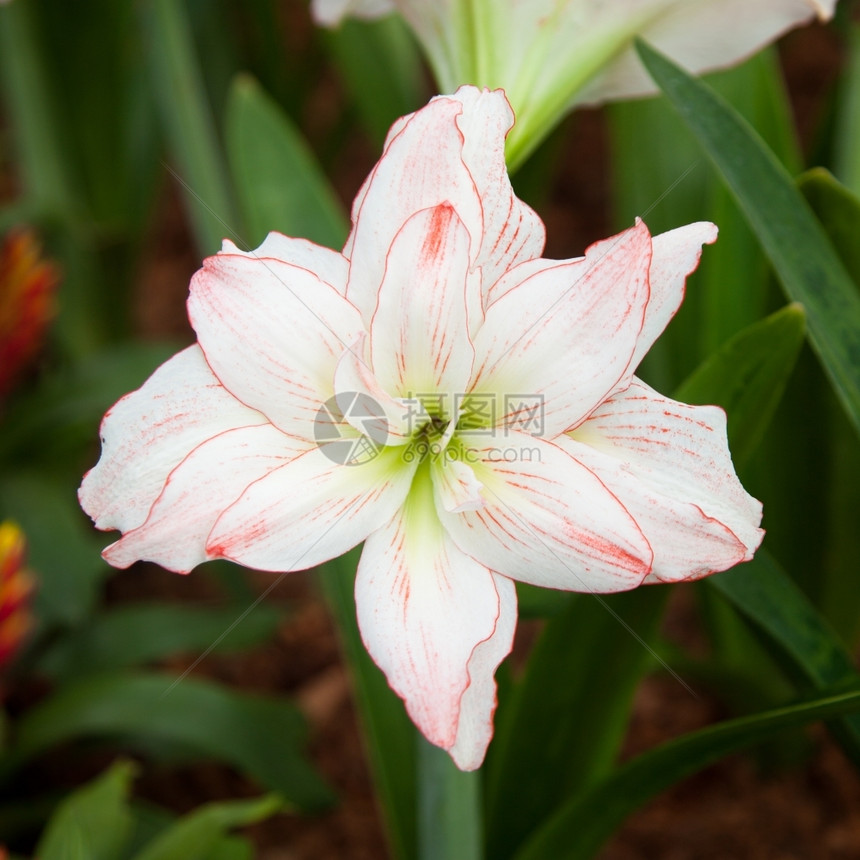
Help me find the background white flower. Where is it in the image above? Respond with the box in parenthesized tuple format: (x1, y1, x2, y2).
(312, 0, 837, 166)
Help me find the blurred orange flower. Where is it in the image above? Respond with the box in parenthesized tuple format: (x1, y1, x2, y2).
(0, 521, 35, 670)
(0, 229, 58, 398)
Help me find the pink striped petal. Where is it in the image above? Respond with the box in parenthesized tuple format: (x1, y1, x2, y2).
(345, 96, 483, 323)
(448, 87, 545, 295)
(437, 431, 652, 592)
(356, 483, 515, 769)
(207, 445, 416, 573)
(449, 572, 516, 770)
(103, 424, 307, 573)
(627, 222, 718, 374)
(370, 204, 476, 399)
(334, 335, 413, 443)
(221, 234, 349, 295)
(470, 220, 652, 437)
(79, 345, 267, 534)
(188, 251, 364, 441)
(566, 378, 763, 581)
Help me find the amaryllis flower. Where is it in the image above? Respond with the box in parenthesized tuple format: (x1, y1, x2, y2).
(80, 86, 762, 770)
(312, 0, 837, 166)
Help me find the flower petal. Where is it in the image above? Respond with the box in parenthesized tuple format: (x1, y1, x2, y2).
(345, 88, 543, 322)
(221, 234, 349, 295)
(447, 86, 546, 295)
(628, 222, 718, 374)
(311, 0, 395, 26)
(356, 471, 514, 769)
(345, 94, 483, 323)
(438, 430, 652, 592)
(433, 456, 485, 513)
(566, 378, 763, 581)
(207, 445, 416, 572)
(470, 220, 652, 436)
(188, 250, 364, 441)
(370, 204, 476, 398)
(103, 424, 307, 573)
(578, 0, 836, 105)
(79, 345, 267, 534)
(334, 334, 413, 443)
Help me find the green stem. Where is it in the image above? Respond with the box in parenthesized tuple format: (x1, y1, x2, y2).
(417, 735, 482, 860)
(318, 550, 418, 860)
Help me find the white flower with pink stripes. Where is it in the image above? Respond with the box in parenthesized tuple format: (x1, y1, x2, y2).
(80, 86, 762, 770)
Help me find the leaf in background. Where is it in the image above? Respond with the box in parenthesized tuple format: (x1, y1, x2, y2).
(834, 22, 860, 197)
(38, 603, 282, 681)
(318, 550, 417, 860)
(225, 74, 348, 249)
(608, 49, 798, 387)
(131, 794, 283, 860)
(8, 672, 333, 810)
(798, 168, 860, 283)
(708, 550, 860, 764)
(0, 341, 178, 468)
(637, 40, 860, 439)
(0, 472, 107, 627)
(323, 15, 425, 147)
(485, 588, 667, 860)
(797, 168, 860, 644)
(515, 685, 860, 860)
(674, 303, 807, 468)
(141, 0, 239, 255)
(36, 759, 136, 860)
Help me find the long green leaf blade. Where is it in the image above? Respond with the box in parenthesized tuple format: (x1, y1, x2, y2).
(515, 686, 860, 860)
(37, 603, 281, 681)
(708, 550, 860, 762)
(637, 40, 860, 438)
(674, 303, 806, 467)
(225, 74, 347, 249)
(7, 673, 332, 810)
(485, 589, 666, 860)
(143, 0, 238, 255)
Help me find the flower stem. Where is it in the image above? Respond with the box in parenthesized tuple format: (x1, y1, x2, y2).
(417, 734, 482, 860)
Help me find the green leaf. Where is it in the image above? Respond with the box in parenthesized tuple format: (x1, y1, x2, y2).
(132, 794, 282, 860)
(708, 550, 860, 762)
(36, 760, 136, 860)
(142, 0, 238, 255)
(798, 168, 860, 285)
(637, 40, 860, 439)
(608, 49, 797, 388)
(0, 472, 108, 626)
(834, 23, 860, 197)
(0, 341, 177, 468)
(318, 551, 417, 860)
(324, 15, 424, 147)
(417, 737, 480, 860)
(515, 685, 860, 860)
(485, 587, 668, 860)
(7, 672, 332, 810)
(225, 74, 347, 249)
(38, 603, 281, 681)
(674, 303, 807, 467)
